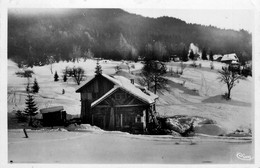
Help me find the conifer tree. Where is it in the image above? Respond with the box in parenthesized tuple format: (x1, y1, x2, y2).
(202, 48, 207, 60)
(26, 81, 30, 93)
(24, 93, 38, 126)
(189, 50, 195, 60)
(54, 71, 59, 81)
(31, 78, 40, 93)
(95, 60, 102, 75)
(182, 47, 188, 62)
(209, 51, 214, 61)
(63, 74, 67, 82)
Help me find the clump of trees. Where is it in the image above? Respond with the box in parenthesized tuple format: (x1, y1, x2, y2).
(15, 69, 34, 78)
(8, 9, 252, 67)
(25, 78, 40, 93)
(62, 66, 86, 85)
(32, 78, 40, 93)
(72, 67, 86, 85)
(218, 66, 242, 100)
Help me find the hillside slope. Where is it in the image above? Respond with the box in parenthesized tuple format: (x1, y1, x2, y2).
(8, 59, 252, 133)
(8, 9, 252, 66)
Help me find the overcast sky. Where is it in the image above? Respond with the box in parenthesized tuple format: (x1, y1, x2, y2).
(5, 0, 256, 32)
(124, 9, 254, 32)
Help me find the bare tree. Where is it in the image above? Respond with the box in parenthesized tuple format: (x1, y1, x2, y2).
(142, 60, 167, 94)
(179, 61, 187, 75)
(218, 66, 242, 100)
(47, 55, 55, 74)
(72, 67, 86, 85)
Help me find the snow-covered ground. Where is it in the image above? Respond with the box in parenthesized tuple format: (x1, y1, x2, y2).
(8, 129, 253, 164)
(8, 59, 253, 133)
(8, 59, 142, 115)
(7, 59, 253, 164)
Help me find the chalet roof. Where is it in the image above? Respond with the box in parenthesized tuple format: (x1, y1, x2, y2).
(221, 53, 239, 62)
(76, 73, 158, 107)
(75, 76, 96, 92)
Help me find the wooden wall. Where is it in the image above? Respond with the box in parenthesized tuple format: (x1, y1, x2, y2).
(80, 75, 114, 102)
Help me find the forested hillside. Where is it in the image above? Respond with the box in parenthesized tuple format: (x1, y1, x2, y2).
(8, 8, 252, 67)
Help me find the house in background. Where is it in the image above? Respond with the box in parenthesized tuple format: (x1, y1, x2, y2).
(213, 54, 223, 62)
(76, 71, 158, 133)
(170, 55, 180, 62)
(221, 53, 239, 64)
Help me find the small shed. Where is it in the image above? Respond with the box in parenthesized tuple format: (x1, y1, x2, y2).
(40, 106, 66, 127)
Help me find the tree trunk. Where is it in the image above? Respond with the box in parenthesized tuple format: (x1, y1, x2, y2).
(154, 77, 157, 94)
(29, 116, 33, 127)
(227, 87, 231, 99)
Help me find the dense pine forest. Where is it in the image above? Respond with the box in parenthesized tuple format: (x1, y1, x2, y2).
(8, 8, 252, 67)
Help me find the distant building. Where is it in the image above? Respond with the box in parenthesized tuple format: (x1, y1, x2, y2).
(221, 53, 239, 64)
(213, 54, 223, 62)
(76, 73, 158, 133)
(40, 106, 66, 127)
(170, 55, 180, 62)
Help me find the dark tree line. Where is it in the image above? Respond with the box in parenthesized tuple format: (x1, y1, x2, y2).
(8, 9, 252, 67)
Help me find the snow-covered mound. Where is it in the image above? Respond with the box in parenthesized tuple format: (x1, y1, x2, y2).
(66, 124, 104, 132)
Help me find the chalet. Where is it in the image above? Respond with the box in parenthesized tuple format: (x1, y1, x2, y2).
(76, 73, 158, 133)
(170, 55, 180, 62)
(221, 53, 239, 64)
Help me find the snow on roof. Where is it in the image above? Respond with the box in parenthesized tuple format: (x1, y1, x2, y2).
(112, 75, 158, 103)
(77, 73, 158, 107)
(40, 106, 64, 114)
(213, 54, 222, 60)
(221, 53, 239, 62)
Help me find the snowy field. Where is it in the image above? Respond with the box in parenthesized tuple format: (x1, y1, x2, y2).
(8, 129, 253, 164)
(7, 59, 253, 163)
(8, 59, 253, 133)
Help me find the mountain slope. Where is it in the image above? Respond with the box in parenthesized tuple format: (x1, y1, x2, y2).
(8, 9, 252, 66)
